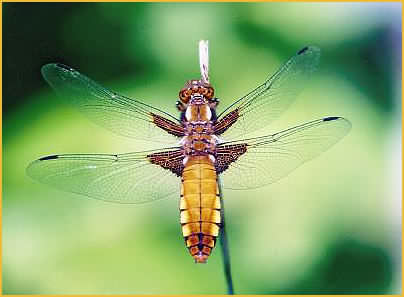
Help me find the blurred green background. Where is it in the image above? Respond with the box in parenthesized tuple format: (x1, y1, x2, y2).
(3, 2, 401, 294)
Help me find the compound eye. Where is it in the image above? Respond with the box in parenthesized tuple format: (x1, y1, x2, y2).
(201, 88, 208, 95)
(179, 91, 189, 103)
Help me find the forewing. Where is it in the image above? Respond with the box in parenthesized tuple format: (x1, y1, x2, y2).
(41, 64, 184, 143)
(215, 46, 320, 140)
(217, 117, 351, 189)
(26, 147, 184, 204)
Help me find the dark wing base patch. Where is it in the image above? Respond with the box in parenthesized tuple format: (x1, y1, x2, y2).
(147, 150, 185, 176)
(213, 109, 239, 135)
(151, 113, 185, 137)
(215, 144, 247, 174)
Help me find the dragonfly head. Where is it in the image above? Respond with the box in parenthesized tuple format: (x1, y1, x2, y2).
(179, 79, 214, 105)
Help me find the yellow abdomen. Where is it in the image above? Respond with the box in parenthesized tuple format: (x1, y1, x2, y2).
(180, 155, 221, 263)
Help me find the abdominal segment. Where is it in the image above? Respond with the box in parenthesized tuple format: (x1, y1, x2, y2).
(180, 155, 221, 263)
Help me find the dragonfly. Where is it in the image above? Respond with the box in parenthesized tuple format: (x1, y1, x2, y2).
(27, 45, 351, 264)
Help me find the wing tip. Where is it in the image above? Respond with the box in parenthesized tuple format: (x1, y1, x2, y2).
(323, 116, 351, 125)
(297, 45, 321, 56)
(39, 154, 59, 161)
(323, 116, 352, 133)
(297, 46, 309, 55)
(55, 63, 75, 71)
(26, 155, 59, 178)
(323, 116, 340, 122)
(41, 63, 74, 77)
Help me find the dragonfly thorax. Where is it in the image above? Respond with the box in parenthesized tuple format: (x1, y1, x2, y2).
(181, 133, 217, 156)
(185, 104, 212, 122)
(181, 105, 217, 159)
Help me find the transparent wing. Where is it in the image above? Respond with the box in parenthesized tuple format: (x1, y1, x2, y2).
(215, 46, 320, 141)
(26, 147, 183, 204)
(218, 117, 351, 190)
(41, 63, 184, 144)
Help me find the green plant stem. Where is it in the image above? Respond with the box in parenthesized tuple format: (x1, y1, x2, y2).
(218, 177, 234, 295)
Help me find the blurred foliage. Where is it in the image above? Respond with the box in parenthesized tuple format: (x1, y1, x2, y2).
(3, 2, 401, 294)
